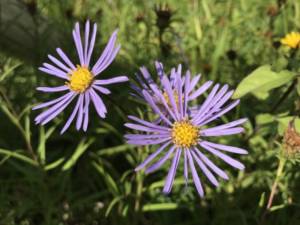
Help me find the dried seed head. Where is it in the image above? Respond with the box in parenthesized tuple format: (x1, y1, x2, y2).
(155, 4, 173, 33)
(266, 5, 278, 17)
(283, 119, 300, 157)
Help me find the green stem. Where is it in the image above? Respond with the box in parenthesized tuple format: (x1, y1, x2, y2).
(266, 157, 286, 209)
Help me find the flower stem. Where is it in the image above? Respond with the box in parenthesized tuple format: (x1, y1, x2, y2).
(266, 157, 286, 209)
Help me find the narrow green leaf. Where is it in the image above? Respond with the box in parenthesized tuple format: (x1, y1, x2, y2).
(96, 144, 132, 156)
(0, 62, 22, 82)
(142, 203, 179, 211)
(45, 157, 65, 171)
(92, 161, 119, 196)
(0, 149, 37, 166)
(37, 126, 56, 165)
(62, 139, 93, 171)
(105, 196, 123, 217)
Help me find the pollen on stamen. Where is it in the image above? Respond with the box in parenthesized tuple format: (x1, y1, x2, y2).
(66, 65, 94, 93)
(171, 120, 199, 148)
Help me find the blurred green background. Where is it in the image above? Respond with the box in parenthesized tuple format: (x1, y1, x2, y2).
(0, 0, 300, 224)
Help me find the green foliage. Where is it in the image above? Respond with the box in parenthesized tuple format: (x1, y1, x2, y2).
(233, 65, 297, 99)
(0, 0, 300, 225)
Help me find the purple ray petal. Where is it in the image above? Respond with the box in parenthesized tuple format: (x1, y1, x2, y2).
(127, 137, 171, 146)
(43, 63, 69, 77)
(35, 92, 75, 121)
(200, 142, 245, 170)
(39, 93, 76, 125)
(33, 92, 72, 110)
(92, 85, 111, 95)
(145, 145, 176, 174)
(184, 71, 190, 117)
(189, 75, 201, 92)
(161, 75, 179, 120)
(198, 100, 240, 126)
(72, 31, 83, 65)
(200, 118, 247, 134)
(155, 61, 164, 78)
(196, 90, 235, 125)
(187, 149, 204, 197)
(201, 141, 248, 154)
(76, 94, 84, 130)
(176, 75, 184, 119)
(83, 91, 90, 131)
(142, 90, 172, 126)
(83, 20, 90, 66)
(125, 123, 170, 133)
(91, 30, 118, 74)
(191, 83, 220, 123)
(191, 150, 219, 187)
(125, 134, 170, 140)
(86, 23, 97, 67)
(128, 115, 170, 131)
(184, 150, 188, 185)
(148, 82, 177, 121)
(56, 48, 76, 70)
(94, 76, 128, 85)
(39, 67, 68, 80)
(89, 88, 107, 118)
(135, 141, 171, 171)
(169, 67, 176, 84)
(60, 95, 82, 134)
(189, 81, 213, 100)
(194, 148, 229, 180)
(48, 54, 72, 73)
(163, 148, 181, 194)
(200, 127, 244, 136)
(193, 84, 228, 124)
(37, 86, 69, 93)
(140, 66, 155, 84)
(93, 45, 120, 75)
(73, 23, 84, 65)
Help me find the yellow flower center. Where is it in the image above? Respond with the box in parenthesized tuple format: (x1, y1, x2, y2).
(171, 120, 199, 148)
(66, 66, 93, 93)
(280, 32, 300, 49)
(163, 91, 181, 107)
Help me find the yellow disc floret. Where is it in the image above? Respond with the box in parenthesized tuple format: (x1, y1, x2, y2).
(171, 120, 199, 148)
(163, 90, 183, 108)
(280, 32, 300, 49)
(66, 66, 93, 93)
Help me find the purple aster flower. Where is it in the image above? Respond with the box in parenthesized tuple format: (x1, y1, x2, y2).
(33, 21, 128, 134)
(132, 61, 213, 111)
(125, 71, 247, 197)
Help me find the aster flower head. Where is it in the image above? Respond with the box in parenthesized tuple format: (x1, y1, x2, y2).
(33, 21, 128, 134)
(280, 31, 300, 49)
(125, 69, 247, 197)
(132, 61, 213, 117)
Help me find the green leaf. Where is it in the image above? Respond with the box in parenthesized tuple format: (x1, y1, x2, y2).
(45, 157, 65, 171)
(37, 126, 56, 165)
(105, 196, 123, 217)
(0, 148, 37, 166)
(0, 62, 22, 82)
(92, 161, 119, 196)
(233, 65, 296, 99)
(276, 116, 300, 135)
(96, 144, 132, 156)
(62, 139, 93, 171)
(256, 113, 275, 125)
(142, 203, 179, 211)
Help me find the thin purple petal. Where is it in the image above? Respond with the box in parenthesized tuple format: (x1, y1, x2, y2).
(163, 148, 181, 194)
